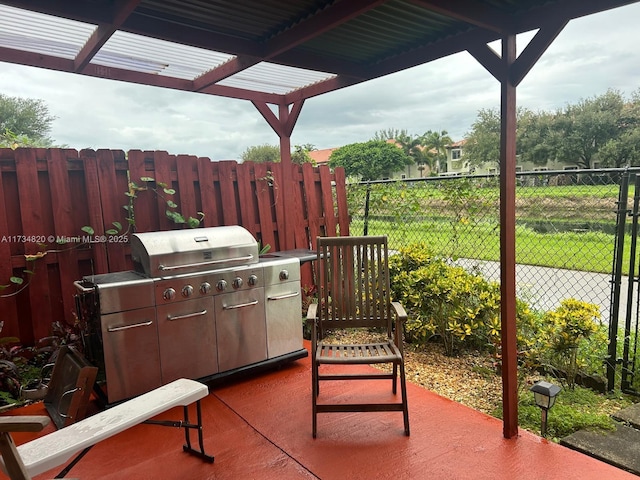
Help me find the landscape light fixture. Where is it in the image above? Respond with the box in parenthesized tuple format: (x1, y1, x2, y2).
(530, 380, 561, 436)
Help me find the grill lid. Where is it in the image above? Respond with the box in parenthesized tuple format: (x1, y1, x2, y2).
(130, 226, 259, 277)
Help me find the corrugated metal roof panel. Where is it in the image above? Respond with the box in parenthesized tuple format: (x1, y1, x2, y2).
(97, 31, 233, 79)
(0, 4, 94, 59)
(219, 62, 336, 95)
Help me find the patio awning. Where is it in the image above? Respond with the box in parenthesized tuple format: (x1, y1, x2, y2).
(0, 0, 635, 105)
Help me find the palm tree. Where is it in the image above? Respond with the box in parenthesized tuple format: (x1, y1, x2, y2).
(395, 133, 434, 177)
(421, 130, 453, 174)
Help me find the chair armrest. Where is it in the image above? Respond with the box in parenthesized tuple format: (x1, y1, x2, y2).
(305, 303, 318, 328)
(391, 302, 407, 353)
(391, 302, 407, 323)
(0, 416, 50, 433)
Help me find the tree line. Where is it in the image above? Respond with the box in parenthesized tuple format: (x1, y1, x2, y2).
(465, 89, 640, 170)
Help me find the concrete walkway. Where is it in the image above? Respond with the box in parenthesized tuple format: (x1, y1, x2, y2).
(562, 402, 640, 476)
(454, 258, 632, 325)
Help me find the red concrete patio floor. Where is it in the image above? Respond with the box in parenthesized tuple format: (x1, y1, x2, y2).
(3, 342, 636, 480)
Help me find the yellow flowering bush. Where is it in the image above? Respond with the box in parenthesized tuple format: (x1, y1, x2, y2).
(389, 243, 500, 355)
(541, 298, 602, 388)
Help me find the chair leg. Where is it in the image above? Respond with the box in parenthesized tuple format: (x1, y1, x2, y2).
(399, 361, 410, 436)
(0, 432, 31, 480)
(312, 361, 318, 438)
(392, 362, 398, 394)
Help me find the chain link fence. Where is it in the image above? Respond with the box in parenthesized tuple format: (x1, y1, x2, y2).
(346, 169, 631, 323)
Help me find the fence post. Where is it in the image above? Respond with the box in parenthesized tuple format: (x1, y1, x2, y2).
(621, 173, 640, 392)
(607, 169, 631, 390)
(363, 182, 371, 236)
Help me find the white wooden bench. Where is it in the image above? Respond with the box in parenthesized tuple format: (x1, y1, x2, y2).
(0, 378, 213, 480)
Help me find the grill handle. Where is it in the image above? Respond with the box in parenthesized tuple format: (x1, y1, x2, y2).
(158, 255, 254, 272)
(267, 292, 300, 301)
(223, 299, 259, 310)
(167, 309, 208, 321)
(107, 320, 153, 332)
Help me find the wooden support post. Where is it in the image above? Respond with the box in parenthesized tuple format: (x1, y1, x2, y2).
(500, 33, 519, 439)
(252, 100, 305, 251)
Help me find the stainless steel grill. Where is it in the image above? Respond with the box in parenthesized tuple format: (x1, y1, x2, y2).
(75, 226, 306, 405)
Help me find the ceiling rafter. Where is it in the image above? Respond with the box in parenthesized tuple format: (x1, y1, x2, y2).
(193, 0, 387, 92)
(407, 0, 510, 32)
(74, 0, 142, 72)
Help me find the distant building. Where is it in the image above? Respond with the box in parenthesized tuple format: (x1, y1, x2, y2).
(308, 148, 336, 166)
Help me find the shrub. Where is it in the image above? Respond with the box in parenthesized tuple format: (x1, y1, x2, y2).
(539, 299, 603, 388)
(389, 243, 500, 355)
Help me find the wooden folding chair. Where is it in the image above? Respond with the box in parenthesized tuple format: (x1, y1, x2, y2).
(307, 235, 410, 438)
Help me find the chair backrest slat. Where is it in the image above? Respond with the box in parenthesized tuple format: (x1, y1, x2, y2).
(316, 236, 392, 336)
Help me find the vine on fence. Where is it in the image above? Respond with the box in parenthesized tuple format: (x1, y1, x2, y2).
(1, 176, 203, 298)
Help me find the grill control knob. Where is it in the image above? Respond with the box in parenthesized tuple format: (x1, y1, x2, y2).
(163, 288, 176, 301)
(216, 279, 227, 292)
(279, 269, 290, 281)
(248, 274, 258, 286)
(200, 282, 211, 294)
(182, 285, 194, 297)
(233, 277, 243, 289)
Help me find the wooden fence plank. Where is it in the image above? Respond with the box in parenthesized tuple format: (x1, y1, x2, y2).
(252, 162, 276, 252)
(301, 162, 322, 244)
(270, 162, 286, 252)
(96, 150, 128, 272)
(318, 165, 337, 238)
(334, 167, 350, 236)
(151, 151, 176, 232)
(127, 150, 157, 233)
(290, 164, 308, 249)
(80, 150, 109, 275)
(0, 150, 20, 338)
(175, 154, 198, 227)
(15, 148, 51, 342)
(197, 157, 219, 227)
(46, 149, 81, 325)
(218, 161, 240, 225)
(236, 163, 258, 238)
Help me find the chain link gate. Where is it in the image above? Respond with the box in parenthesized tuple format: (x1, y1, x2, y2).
(609, 170, 640, 393)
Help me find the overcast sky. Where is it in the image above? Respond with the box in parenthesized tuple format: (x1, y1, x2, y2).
(1, 3, 639, 160)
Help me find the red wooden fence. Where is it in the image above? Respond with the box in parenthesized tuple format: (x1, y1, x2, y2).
(0, 148, 348, 345)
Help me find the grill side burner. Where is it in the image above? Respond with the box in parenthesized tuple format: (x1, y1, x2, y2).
(75, 226, 307, 405)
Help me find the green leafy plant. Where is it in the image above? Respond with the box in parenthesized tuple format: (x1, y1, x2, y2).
(389, 242, 501, 355)
(127, 177, 204, 229)
(540, 299, 603, 388)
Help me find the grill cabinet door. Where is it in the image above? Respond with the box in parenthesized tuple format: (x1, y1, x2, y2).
(265, 282, 303, 358)
(101, 307, 162, 403)
(156, 297, 218, 383)
(215, 288, 267, 372)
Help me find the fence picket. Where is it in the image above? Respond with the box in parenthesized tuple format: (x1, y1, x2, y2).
(15, 148, 51, 342)
(197, 156, 220, 227)
(175, 154, 199, 225)
(127, 150, 157, 233)
(46, 149, 81, 326)
(236, 162, 258, 238)
(0, 149, 20, 338)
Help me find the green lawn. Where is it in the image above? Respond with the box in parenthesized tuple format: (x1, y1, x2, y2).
(351, 218, 626, 275)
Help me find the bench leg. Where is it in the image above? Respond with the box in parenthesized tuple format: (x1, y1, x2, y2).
(144, 400, 214, 463)
(182, 400, 214, 463)
(54, 446, 93, 478)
